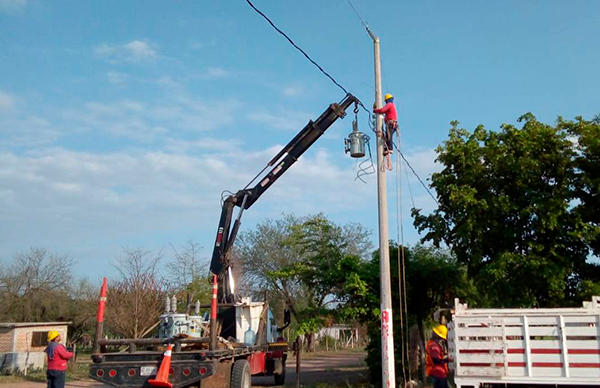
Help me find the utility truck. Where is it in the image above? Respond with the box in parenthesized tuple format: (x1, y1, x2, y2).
(89, 94, 361, 388)
(448, 296, 600, 388)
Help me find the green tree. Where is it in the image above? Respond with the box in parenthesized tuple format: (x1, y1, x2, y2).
(339, 244, 473, 386)
(168, 241, 211, 311)
(561, 116, 600, 298)
(237, 213, 372, 351)
(0, 248, 73, 322)
(413, 115, 597, 307)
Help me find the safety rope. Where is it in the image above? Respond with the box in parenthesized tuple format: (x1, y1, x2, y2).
(395, 129, 412, 383)
(395, 130, 407, 383)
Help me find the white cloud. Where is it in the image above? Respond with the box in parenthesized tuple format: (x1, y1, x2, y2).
(0, 115, 60, 147)
(0, 0, 26, 12)
(62, 97, 238, 142)
(404, 148, 440, 181)
(94, 40, 158, 64)
(0, 144, 374, 266)
(0, 91, 16, 111)
(165, 137, 242, 153)
(282, 86, 304, 97)
(106, 71, 127, 85)
(125, 40, 157, 59)
(207, 67, 228, 78)
(248, 109, 312, 131)
(190, 67, 231, 80)
(0, 116, 440, 271)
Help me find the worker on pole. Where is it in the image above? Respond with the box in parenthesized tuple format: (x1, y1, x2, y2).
(373, 93, 398, 155)
(426, 325, 451, 388)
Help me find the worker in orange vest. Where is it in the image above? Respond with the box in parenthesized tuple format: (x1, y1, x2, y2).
(373, 93, 398, 155)
(426, 325, 451, 388)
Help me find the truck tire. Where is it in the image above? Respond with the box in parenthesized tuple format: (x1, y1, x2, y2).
(273, 364, 285, 386)
(231, 359, 251, 388)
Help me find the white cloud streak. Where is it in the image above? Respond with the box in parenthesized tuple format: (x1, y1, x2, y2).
(94, 40, 158, 64)
(106, 71, 127, 85)
(281, 86, 304, 97)
(62, 97, 238, 142)
(0, 0, 26, 12)
(0, 144, 376, 269)
(0, 91, 16, 111)
(248, 109, 312, 131)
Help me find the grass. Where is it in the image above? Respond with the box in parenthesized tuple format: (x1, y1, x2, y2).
(0, 362, 91, 385)
(0, 368, 46, 384)
(0, 374, 30, 384)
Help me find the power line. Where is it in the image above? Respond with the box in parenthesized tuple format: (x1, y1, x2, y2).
(245, 0, 349, 95)
(245, 0, 375, 121)
(346, 0, 368, 28)
(394, 142, 440, 206)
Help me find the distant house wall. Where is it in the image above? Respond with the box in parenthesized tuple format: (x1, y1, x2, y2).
(0, 328, 12, 353)
(0, 323, 70, 374)
(13, 325, 68, 353)
(318, 325, 353, 340)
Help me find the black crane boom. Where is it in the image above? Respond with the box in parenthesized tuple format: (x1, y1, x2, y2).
(209, 93, 358, 301)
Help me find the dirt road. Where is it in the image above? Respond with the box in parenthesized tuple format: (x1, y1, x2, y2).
(2, 350, 367, 388)
(256, 350, 367, 387)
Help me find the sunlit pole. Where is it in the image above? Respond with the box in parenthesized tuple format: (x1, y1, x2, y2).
(367, 26, 396, 388)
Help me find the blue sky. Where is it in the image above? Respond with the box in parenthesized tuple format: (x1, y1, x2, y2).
(1, 0, 599, 281)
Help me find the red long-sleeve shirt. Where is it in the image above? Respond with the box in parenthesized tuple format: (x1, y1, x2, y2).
(45, 342, 73, 371)
(373, 102, 397, 122)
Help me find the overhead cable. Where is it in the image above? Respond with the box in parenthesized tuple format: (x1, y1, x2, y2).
(245, 0, 349, 95)
(394, 142, 440, 206)
(345, 0, 368, 29)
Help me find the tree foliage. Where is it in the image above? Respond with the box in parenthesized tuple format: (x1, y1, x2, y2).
(336, 244, 473, 385)
(413, 115, 600, 307)
(168, 241, 211, 310)
(237, 213, 372, 349)
(0, 248, 74, 322)
(106, 248, 169, 338)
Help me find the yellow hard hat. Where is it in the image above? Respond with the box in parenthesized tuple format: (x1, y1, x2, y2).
(48, 331, 60, 341)
(433, 325, 447, 340)
(384, 93, 393, 101)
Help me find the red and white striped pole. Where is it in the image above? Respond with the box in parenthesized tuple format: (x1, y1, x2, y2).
(209, 274, 218, 350)
(93, 277, 108, 354)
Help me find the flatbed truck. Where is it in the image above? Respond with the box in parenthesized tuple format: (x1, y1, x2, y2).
(89, 94, 360, 388)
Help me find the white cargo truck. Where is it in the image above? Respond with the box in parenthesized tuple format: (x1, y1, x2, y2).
(448, 296, 600, 387)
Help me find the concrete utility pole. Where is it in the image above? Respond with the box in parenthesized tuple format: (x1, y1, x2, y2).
(367, 27, 396, 388)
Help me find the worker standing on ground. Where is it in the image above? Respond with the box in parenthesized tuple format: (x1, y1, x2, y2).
(373, 93, 398, 155)
(426, 325, 451, 388)
(45, 331, 73, 388)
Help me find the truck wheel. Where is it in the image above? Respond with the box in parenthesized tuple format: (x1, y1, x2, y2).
(273, 364, 285, 385)
(231, 359, 251, 388)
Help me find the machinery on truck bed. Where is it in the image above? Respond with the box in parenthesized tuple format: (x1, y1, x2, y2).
(448, 296, 600, 388)
(89, 93, 360, 388)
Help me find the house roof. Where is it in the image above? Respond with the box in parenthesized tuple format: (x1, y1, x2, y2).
(0, 322, 72, 329)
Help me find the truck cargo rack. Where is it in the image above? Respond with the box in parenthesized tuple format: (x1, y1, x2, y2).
(449, 296, 600, 388)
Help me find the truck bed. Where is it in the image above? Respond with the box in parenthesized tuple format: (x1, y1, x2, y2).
(448, 296, 600, 388)
(90, 342, 269, 388)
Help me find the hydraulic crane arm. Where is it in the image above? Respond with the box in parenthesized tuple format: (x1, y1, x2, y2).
(210, 93, 359, 301)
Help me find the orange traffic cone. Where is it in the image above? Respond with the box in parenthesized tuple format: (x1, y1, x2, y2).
(148, 344, 174, 388)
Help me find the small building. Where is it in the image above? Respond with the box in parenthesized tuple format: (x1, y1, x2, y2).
(317, 324, 360, 348)
(0, 322, 70, 374)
